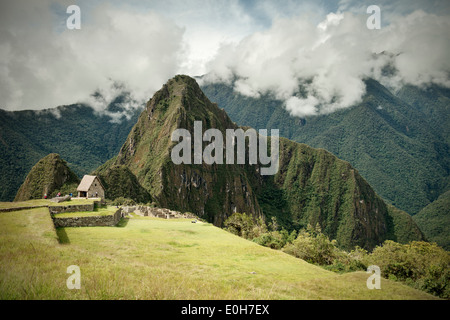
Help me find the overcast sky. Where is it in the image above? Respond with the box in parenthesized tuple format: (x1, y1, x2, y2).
(0, 0, 449, 117)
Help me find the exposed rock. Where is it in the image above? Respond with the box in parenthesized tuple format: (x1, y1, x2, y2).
(50, 195, 71, 203)
(52, 208, 123, 227)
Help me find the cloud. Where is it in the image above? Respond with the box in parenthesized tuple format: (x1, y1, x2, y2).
(0, 0, 184, 112)
(376, 10, 450, 89)
(0, 0, 268, 113)
(1, 0, 449, 120)
(85, 80, 142, 123)
(202, 7, 450, 117)
(159, 0, 266, 76)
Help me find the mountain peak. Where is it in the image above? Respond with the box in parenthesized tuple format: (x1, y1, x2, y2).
(94, 76, 424, 249)
(149, 74, 207, 107)
(14, 153, 80, 201)
(144, 75, 229, 126)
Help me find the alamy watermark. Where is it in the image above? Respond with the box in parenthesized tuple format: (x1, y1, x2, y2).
(171, 121, 279, 175)
(66, 265, 81, 289)
(66, 4, 380, 31)
(367, 5, 381, 29)
(66, 5, 81, 30)
(366, 265, 381, 289)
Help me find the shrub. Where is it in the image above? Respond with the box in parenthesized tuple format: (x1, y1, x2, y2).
(347, 246, 369, 271)
(418, 264, 450, 298)
(223, 213, 267, 240)
(253, 232, 284, 249)
(282, 224, 343, 266)
(111, 197, 136, 206)
(223, 215, 449, 298)
(367, 240, 450, 298)
(253, 229, 297, 250)
(224, 213, 297, 249)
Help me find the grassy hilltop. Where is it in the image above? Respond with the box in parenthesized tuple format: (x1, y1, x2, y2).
(0, 202, 437, 300)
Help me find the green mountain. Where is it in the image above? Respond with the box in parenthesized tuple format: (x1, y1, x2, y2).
(95, 75, 261, 225)
(413, 190, 450, 250)
(200, 79, 450, 216)
(396, 84, 450, 146)
(14, 153, 80, 201)
(93, 157, 152, 204)
(95, 75, 423, 250)
(0, 102, 141, 202)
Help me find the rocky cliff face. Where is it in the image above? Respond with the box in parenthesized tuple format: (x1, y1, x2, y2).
(15, 153, 80, 201)
(95, 75, 423, 249)
(97, 75, 261, 225)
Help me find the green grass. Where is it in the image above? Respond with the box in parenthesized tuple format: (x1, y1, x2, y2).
(0, 198, 98, 210)
(48, 198, 99, 207)
(0, 199, 53, 209)
(0, 203, 438, 300)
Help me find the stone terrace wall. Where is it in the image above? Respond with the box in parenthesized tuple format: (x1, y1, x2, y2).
(49, 203, 95, 214)
(52, 208, 123, 228)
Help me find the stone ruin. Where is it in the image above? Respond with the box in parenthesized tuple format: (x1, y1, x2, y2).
(50, 195, 72, 203)
(122, 205, 197, 220)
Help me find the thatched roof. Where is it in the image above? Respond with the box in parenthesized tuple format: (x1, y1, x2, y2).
(77, 175, 103, 191)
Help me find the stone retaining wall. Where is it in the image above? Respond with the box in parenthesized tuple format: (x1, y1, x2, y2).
(52, 208, 123, 228)
(49, 203, 95, 214)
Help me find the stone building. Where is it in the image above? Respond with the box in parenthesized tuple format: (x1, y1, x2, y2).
(77, 175, 105, 199)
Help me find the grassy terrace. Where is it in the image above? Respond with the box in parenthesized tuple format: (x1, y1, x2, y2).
(0, 199, 53, 209)
(0, 198, 99, 210)
(0, 201, 438, 300)
(48, 198, 101, 206)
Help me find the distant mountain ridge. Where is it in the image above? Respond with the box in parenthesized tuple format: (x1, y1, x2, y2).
(0, 75, 429, 250)
(94, 75, 423, 250)
(200, 78, 450, 216)
(413, 190, 450, 250)
(0, 101, 142, 201)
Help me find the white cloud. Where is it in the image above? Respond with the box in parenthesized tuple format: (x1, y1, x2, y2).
(202, 12, 372, 116)
(285, 96, 318, 117)
(377, 10, 450, 89)
(1, 0, 449, 120)
(0, 0, 268, 112)
(0, 0, 184, 111)
(203, 8, 450, 117)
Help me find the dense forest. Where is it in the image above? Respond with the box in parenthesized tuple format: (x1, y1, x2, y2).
(201, 79, 450, 216)
(0, 102, 141, 202)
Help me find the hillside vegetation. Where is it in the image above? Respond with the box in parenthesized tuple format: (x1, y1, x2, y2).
(224, 212, 449, 298)
(413, 190, 450, 250)
(0, 202, 438, 300)
(201, 79, 450, 216)
(0, 103, 141, 202)
(95, 75, 423, 251)
(14, 153, 80, 201)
